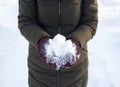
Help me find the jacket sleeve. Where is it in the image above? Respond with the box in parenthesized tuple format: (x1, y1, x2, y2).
(18, 0, 50, 49)
(68, 0, 98, 49)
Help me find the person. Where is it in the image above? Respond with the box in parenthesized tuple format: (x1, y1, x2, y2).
(18, 0, 98, 87)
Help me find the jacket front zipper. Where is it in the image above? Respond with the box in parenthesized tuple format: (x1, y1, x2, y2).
(57, 1, 61, 87)
(56, 70, 60, 87)
(58, 0, 61, 34)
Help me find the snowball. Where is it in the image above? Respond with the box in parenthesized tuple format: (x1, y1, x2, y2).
(44, 34, 78, 70)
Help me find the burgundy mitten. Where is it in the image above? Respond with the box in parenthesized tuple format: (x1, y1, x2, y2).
(71, 38, 81, 55)
(38, 36, 56, 69)
(63, 38, 82, 68)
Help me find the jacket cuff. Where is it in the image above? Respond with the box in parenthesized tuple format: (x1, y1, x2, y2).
(67, 25, 92, 49)
(20, 25, 51, 50)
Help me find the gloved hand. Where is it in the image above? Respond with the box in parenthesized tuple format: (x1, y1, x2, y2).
(38, 35, 82, 70)
(38, 36, 57, 69)
(62, 38, 81, 68)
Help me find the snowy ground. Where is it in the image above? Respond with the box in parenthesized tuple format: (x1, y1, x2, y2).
(0, 0, 120, 87)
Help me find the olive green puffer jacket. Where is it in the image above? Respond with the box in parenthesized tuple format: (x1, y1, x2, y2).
(18, 0, 98, 87)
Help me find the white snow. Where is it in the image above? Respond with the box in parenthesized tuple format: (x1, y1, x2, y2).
(0, 0, 120, 87)
(44, 34, 79, 70)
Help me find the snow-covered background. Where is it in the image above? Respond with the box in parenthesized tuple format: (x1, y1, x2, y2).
(0, 0, 120, 87)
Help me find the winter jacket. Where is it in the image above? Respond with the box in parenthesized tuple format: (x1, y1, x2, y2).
(18, 0, 98, 87)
